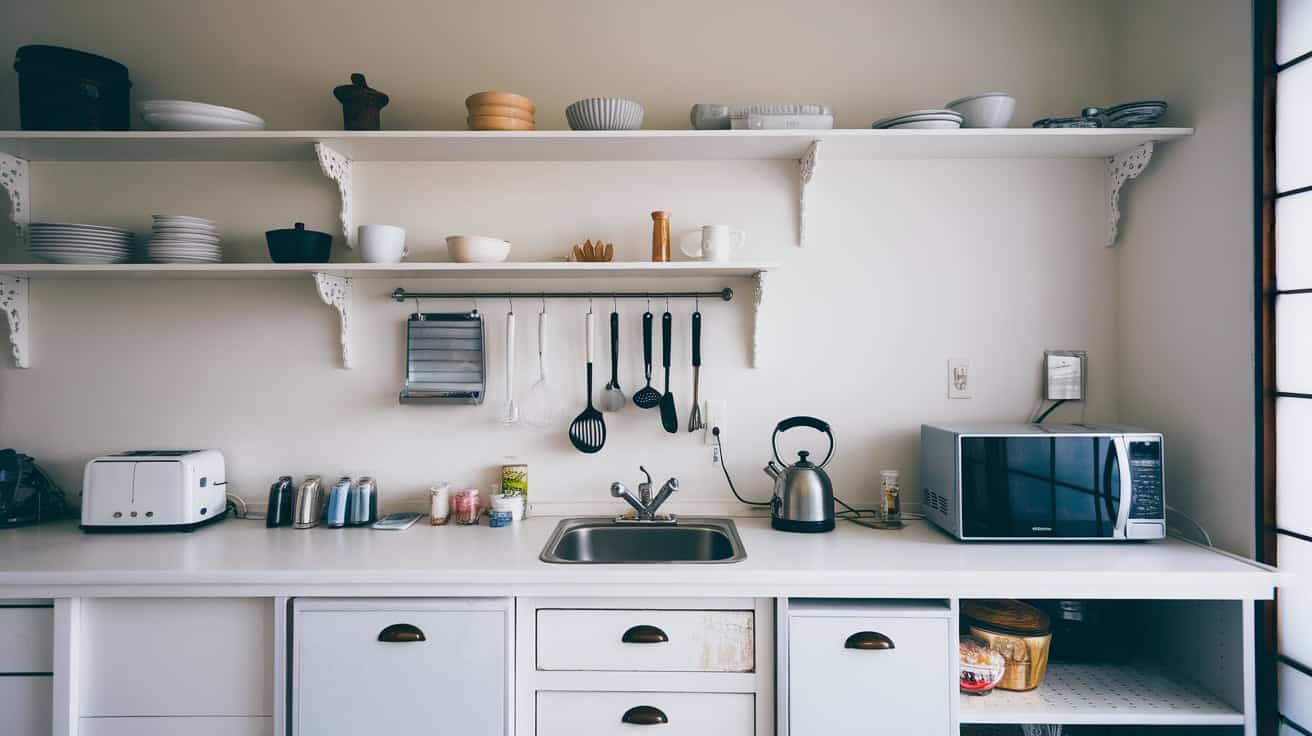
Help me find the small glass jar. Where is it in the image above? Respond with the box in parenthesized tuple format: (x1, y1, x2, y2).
(880, 469, 901, 523)
(452, 488, 481, 525)
(429, 481, 452, 526)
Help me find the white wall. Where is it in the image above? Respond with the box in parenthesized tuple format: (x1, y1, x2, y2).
(0, 1, 1139, 515)
(1110, 0, 1255, 556)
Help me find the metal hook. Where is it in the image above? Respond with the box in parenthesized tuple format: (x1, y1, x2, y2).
(612, 293, 618, 312)
(695, 294, 700, 311)
(540, 293, 547, 314)
(507, 296, 513, 315)
(646, 292, 652, 312)
(588, 296, 594, 315)
(664, 294, 670, 311)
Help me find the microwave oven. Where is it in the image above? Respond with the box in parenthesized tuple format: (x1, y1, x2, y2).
(920, 424, 1165, 541)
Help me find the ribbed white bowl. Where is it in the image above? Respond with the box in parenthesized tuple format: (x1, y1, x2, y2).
(565, 98, 644, 131)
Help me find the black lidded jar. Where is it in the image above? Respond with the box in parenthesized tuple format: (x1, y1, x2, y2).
(14, 45, 132, 130)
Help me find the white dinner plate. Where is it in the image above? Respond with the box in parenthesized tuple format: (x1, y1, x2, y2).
(139, 100, 264, 126)
(152, 214, 217, 225)
(140, 110, 266, 131)
(30, 223, 133, 235)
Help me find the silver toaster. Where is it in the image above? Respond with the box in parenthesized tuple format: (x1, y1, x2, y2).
(81, 450, 227, 532)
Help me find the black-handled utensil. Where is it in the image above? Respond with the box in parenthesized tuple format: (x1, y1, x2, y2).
(659, 311, 678, 433)
(633, 311, 661, 409)
(569, 311, 606, 454)
(601, 311, 626, 412)
(687, 310, 704, 432)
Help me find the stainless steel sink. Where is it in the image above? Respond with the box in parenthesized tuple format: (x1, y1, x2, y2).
(540, 517, 747, 564)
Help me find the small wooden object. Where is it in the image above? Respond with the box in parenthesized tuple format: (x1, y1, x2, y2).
(651, 211, 670, 262)
(570, 239, 614, 262)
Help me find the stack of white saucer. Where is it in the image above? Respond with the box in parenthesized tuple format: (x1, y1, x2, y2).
(148, 215, 222, 263)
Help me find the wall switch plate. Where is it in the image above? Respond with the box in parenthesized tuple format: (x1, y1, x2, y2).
(1044, 350, 1087, 401)
(948, 358, 972, 399)
(704, 400, 727, 445)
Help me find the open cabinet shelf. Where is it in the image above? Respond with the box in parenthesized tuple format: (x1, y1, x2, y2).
(0, 261, 777, 280)
(960, 661, 1243, 727)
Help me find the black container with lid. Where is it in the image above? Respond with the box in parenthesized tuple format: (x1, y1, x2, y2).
(14, 45, 132, 130)
(266, 476, 295, 528)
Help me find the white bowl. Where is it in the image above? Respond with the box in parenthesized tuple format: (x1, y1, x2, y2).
(945, 93, 1015, 128)
(565, 98, 645, 131)
(446, 235, 511, 263)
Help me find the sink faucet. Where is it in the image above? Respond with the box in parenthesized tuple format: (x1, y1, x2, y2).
(611, 466, 679, 521)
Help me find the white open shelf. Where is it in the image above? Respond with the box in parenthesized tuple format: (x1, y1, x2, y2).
(959, 661, 1244, 727)
(0, 261, 777, 280)
(0, 128, 1193, 162)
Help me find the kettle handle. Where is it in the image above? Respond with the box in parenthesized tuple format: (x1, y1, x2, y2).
(772, 416, 835, 468)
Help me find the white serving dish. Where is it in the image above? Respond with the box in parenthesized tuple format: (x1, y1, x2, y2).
(945, 92, 1016, 128)
(140, 110, 266, 131)
(140, 100, 264, 126)
(446, 235, 511, 263)
(565, 98, 644, 131)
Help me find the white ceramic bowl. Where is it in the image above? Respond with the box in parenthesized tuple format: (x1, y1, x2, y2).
(565, 98, 645, 131)
(945, 93, 1016, 128)
(446, 235, 511, 263)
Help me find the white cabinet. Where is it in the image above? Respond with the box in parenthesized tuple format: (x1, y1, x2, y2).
(537, 691, 755, 736)
(293, 597, 511, 736)
(0, 675, 52, 736)
(80, 597, 273, 717)
(787, 600, 952, 736)
(0, 605, 53, 672)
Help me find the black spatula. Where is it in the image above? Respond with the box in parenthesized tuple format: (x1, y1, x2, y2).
(569, 311, 606, 454)
(659, 311, 679, 433)
(633, 311, 662, 409)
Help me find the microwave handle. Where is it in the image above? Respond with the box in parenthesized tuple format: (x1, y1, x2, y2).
(1113, 436, 1133, 538)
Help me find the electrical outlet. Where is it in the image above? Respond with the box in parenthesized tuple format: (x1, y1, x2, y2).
(710, 444, 721, 465)
(1044, 350, 1087, 401)
(948, 358, 972, 399)
(705, 400, 727, 445)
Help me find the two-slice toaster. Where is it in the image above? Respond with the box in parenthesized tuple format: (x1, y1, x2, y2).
(81, 449, 227, 532)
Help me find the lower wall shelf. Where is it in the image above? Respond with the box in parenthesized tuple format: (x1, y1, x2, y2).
(960, 661, 1243, 727)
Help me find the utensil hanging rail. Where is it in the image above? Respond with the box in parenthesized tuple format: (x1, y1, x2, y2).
(391, 287, 734, 302)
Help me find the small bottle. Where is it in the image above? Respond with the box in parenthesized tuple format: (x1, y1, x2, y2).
(880, 469, 901, 524)
(651, 211, 671, 262)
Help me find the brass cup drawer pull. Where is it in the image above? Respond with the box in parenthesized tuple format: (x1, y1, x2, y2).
(621, 624, 669, 644)
(844, 631, 894, 650)
(621, 705, 669, 725)
(378, 623, 426, 643)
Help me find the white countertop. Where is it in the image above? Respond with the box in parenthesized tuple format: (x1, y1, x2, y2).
(0, 517, 1278, 600)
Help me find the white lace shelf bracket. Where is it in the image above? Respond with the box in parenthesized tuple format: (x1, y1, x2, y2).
(751, 270, 766, 369)
(0, 153, 30, 249)
(315, 143, 355, 249)
(0, 275, 31, 368)
(798, 140, 820, 247)
(313, 273, 353, 369)
(1106, 142, 1155, 247)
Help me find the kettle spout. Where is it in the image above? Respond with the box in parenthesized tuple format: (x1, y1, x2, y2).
(764, 461, 783, 481)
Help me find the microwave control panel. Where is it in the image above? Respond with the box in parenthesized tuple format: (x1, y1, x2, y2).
(1127, 438, 1165, 520)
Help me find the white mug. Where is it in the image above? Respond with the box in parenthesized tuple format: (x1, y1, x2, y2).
(680, 225, 745, 262)
(358, 224, 408, 263)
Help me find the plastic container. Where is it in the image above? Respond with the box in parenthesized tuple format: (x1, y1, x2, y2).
(491, 492, 525, 523)
(452, 488, 481, 525)
(963, 600, 1053, 691)
(488, 510, 513, 528)
(429, 482, 452, 526)
(14, 45, 132, 130)
(959, 636, 1007, 695)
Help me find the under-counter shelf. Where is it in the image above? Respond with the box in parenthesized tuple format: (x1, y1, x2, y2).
(959, 661, 1243, 727)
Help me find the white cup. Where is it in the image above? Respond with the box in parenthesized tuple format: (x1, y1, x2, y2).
(680, 225, 745, 262)
(358, 224, 408, 263)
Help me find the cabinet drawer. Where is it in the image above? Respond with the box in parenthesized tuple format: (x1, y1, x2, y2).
(537, 691, 753, 736)
(80, 716, 272, 736)
(537, 609, 754, 672)
(789, 607, 950, 735)
(0, 675, 52, 736)
(294, 599, 509, 736)
(0, 606, 53, 672)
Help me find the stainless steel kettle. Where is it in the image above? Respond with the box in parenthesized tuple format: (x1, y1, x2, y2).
(764, 416, 836, 533)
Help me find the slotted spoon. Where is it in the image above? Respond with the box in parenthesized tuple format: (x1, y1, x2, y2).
(632, 311, 662, 409)
(568, 310, 606, 454)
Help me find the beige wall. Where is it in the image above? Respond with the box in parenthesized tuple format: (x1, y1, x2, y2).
(1110, 0, 1255, 556)
(0, 1, 1253, 532)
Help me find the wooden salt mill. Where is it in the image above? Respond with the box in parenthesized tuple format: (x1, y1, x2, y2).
(651, 211, 671, 262)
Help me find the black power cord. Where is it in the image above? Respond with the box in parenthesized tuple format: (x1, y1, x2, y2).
(712, 426, 771, 507)
(1033, 399, 1068, 424)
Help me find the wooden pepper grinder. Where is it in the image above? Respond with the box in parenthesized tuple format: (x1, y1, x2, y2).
(651, 211, 671, 262)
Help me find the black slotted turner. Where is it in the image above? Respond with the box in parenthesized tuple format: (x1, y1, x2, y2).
(633, 311, 662, 409)
(659, 311, 679, 433)
(569, 310, 606, 454)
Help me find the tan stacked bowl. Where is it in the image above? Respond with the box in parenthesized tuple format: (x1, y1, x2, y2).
(466, 91, 536, 131)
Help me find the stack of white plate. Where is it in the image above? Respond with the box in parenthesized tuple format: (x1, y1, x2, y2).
(148, 215, 222, 264)
(139, 100, 266, 131)
(871, 109, 964, 130)
(29, 223, 134, 264)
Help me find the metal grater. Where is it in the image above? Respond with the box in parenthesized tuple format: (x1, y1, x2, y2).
(399, 312, 486, 404)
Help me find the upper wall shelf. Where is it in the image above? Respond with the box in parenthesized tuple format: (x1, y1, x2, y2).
(0, 261, 776, 280)
(0, 128, 1193, 162)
